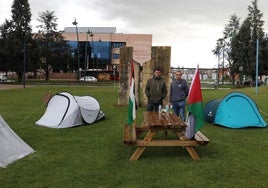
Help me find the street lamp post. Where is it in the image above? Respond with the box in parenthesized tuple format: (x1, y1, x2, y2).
(217, 52, 220, 88)
(23, 43, 26, 88)
(239, 65, 243, 86)
(222, 47, 224, 85)
(97, 38, 102, 72)
(220, 39, 226, 85)
(23, 43, 31, 88)
(84, 30, 90, 82)
(90, 32, 94, 77)
(215, 41, 221, 89)
(72, 18, 80, 81)
(113, 65, 116, 84)
(255, 39, 259, 94)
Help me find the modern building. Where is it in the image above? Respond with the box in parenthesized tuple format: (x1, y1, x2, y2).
(62, 27, 152, 73)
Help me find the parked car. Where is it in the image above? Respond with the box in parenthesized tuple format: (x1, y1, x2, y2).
(243, 79, 263, 86)
(79, 76, 97, 82)
(0, 75, 7, 82)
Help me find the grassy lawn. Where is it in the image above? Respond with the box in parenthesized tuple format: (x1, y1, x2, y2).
(0, 84, 268, 187)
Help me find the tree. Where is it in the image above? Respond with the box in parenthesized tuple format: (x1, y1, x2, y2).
(9, 0, 32, 81)
(230, 18, 252, 81)
(212, 38, 226, 85)
(212, 14, 240, 85)
(246, 0, 266, 80)
(36, 10, 70, 81)
(222, 14, 240, 84)
(0, 20, 13, 74)
(217, 0, 268, 85)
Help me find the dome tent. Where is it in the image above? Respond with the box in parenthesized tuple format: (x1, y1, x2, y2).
(204, 92, 267, 128)
(35, 92, 105, 128)
(203, 99, 221, 123)
(0, 116, 34, 168)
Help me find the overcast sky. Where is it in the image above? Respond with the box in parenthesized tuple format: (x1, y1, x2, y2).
(1, 0, 268, 68)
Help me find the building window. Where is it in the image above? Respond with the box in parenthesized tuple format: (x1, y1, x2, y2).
(112, 42, 126, 48)
(113, 53, 120, 59)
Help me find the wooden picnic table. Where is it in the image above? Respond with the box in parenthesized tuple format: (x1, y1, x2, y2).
(125, 111, 209, 160)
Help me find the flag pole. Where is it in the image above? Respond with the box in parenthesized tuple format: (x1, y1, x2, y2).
(132, 120, 137, 142)
(124, 60, 137, 143)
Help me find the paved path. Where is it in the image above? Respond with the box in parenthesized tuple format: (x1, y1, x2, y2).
(0, 84, 23, 90)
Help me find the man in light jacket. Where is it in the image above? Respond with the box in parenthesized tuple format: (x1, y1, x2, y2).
(169, 70, 189, 121)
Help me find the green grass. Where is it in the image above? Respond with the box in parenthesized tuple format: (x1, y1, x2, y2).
(0, 85, 268, 187)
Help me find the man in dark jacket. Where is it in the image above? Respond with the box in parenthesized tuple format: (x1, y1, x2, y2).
(169, 70, 189, 121)
(145, 68, 167, 111)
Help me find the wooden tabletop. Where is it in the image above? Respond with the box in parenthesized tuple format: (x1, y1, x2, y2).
(143, 111, 186, 129)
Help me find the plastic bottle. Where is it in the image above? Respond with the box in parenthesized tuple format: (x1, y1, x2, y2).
(165, 105, 169, 113)
(169, 104, 173, 113)
(158, 105, 162, 113)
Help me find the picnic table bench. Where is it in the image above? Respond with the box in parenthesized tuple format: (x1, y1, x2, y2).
(123, 111, 209, 160)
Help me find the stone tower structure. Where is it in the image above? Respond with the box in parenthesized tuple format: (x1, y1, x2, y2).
(118, 46, 171, 107)
(142, 46, 171, 106)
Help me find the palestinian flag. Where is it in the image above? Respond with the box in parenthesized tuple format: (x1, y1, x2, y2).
(187, 66, 204, 131)
(127, 61, 136, 125)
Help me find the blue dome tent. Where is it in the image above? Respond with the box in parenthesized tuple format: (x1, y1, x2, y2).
(204, 92, 267, 128)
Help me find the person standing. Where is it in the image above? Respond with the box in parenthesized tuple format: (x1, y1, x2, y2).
(145, 68, 167, 111)
(170, 70, 189, 121)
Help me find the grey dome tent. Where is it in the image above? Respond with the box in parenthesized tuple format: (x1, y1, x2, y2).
(35, 92, 105, 128)
(204, 92, 267, 128)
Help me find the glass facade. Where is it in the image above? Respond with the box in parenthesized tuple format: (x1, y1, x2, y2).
(67, 41, 111, 70)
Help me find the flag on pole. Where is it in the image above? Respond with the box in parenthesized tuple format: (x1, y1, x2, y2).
(127, 61, 136, 125)
(187, 66, 204, 131)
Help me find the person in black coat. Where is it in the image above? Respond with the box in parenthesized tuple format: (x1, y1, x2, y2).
(145, 68, 167, 111)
